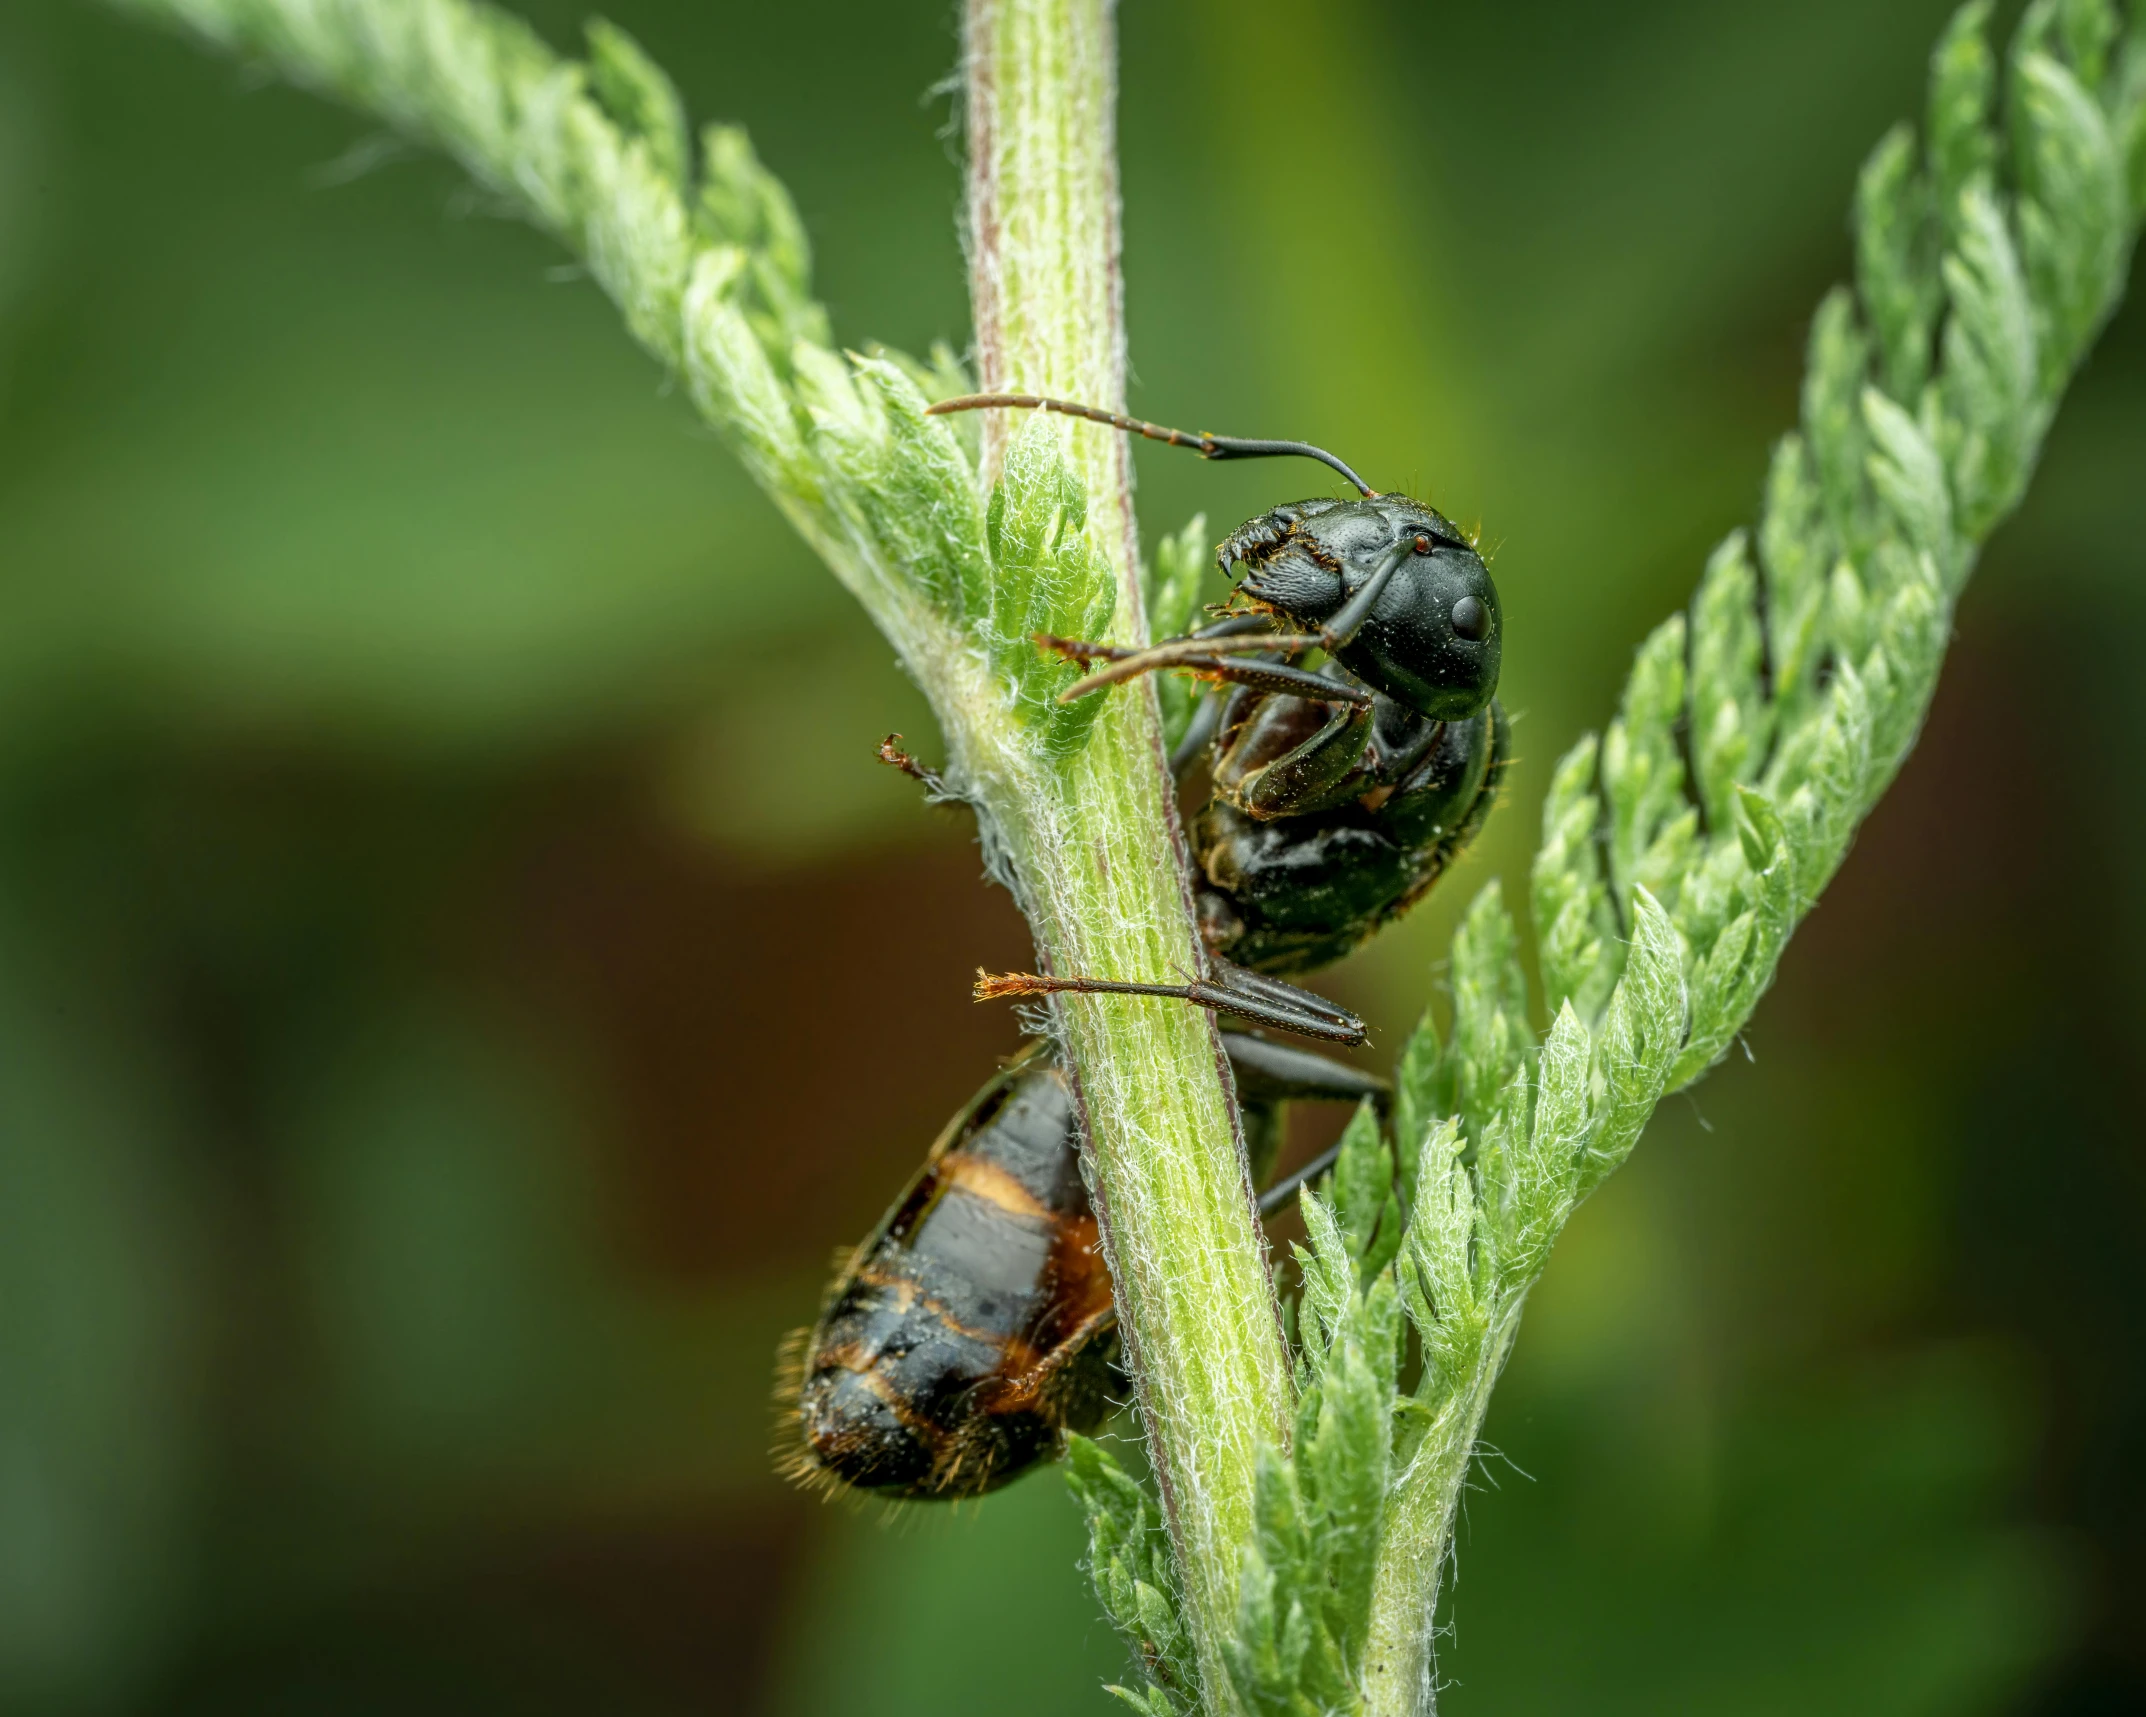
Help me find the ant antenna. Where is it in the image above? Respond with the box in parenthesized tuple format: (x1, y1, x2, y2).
(925, 392, 1377, 498)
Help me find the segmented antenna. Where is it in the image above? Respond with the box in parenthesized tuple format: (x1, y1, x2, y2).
(926, 392, 1376, 498)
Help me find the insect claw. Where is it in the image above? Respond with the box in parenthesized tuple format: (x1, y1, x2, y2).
(1034, 632, 1125, 665)
(876, 733, 921, 775)
(876, 733, 945, 790)
(974, 969, 1052, 1001)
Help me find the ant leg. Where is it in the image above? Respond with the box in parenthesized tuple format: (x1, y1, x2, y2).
(1168, 689, 1225, 780)
(1044, 633, 1371, 708)
(1222, 1031, 1390, 1113)
(1190, 614, 1283, 644)
(1113, 653, 1368, 708)
(1042, 614, 1280, 675)
(1256, 1143, 1345, 1218)
(1057, 536, 1412, 703)
(1044, 613, 1344, 704)
(974, 964, 1367, 1046)
(875, 733, 950, 797)
(1222, 1035, 1389, 1216)
(1206, 961, 1367, 1039)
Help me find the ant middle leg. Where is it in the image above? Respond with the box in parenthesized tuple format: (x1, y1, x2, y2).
(1225, 1033, 1391, 1216)
(1168, 687, 1227, 779)
(1220, 1020, 1390, 1111)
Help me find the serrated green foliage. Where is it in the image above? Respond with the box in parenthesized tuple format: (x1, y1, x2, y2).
(694, 123, 833, 366)
(1688, 532, 1773, 835)
(2012, 37, 2130, 386)
(1067, 1435, 1197, 1713)
(1294, 1193, 1356, 1366)
(2040, 0, 2122, 91)
(1576, 888, 1688, 1188)
(985, 417, 1120, 755)
(1068, 1433, 1201, 1699)
(1602, 616, 1695, 916)
(1105, 1686, 1186, 1717)
(1471, 1009, 1577, 1295)
(806, 356, 996, 617)
(1147, 514, 1211, 640)
(1398, 1119, 1486, 1406)
(1932, 2, 2000, 236)
(105, 0, 2145, 1710)
(1147, 514, 1211, 753)
(114, 0, 1132, 782)
(583, 17, 686, 188)
(1388, 1000, 1445, 1213)
(1801, 289, 1881, 565)
(1329, 1100, 1404, 1287)
(2124, 23, 2146, 213)
(1857, 125, 1943, 401)
(1441, 882, 1536, 1145)
(1756, 434, 1832, 732)
(1530, 734, 1621, 1027)
(1180, 6, 2143, 1708)
(1941, 184, 2045, 535)
(1664, 785, 1794, 1090)
(1231, 1190, 1401, 1714)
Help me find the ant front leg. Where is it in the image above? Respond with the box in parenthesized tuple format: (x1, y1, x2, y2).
(1042, 617, 1373, 710)
(974, 956, 1366, 1046)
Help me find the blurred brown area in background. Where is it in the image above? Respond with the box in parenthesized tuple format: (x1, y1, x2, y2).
(1, 0, 2141, 1712)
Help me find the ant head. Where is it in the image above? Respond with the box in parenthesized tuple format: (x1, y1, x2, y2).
(1268, 496, 1502, 720)
(921, 396, 1502, 719)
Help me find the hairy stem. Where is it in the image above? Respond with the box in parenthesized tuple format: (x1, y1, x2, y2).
(960, 1, 1288, 1698)
(1358, 1317, 1517, 1715)
(100, 0, 1292, 1674)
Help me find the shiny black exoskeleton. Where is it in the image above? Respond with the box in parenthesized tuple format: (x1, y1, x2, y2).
(783, 1043, 1113, 1501)
(785, 688, 1497, 1498)
(1187, 500, 1508, 974)
(935, 395, 1509, 1041)
(782, 396, 1510, 1500)
(1197, 688, 1506, 975)
(784, 1033, 1385, 1500)
(1214, 494, 1501, 722)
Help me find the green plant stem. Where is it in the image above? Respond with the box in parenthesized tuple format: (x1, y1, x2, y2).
(94, 1, 2142, 1710)
(1358, 1316, 1516, 1715)
(959, 1, 1289, 1699)
(97, 0, 1288, 1677)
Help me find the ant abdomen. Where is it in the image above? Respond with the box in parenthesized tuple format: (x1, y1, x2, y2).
(786, 1047, 1119, 1501)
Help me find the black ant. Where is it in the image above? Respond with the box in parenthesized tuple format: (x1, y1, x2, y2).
(782, 397, 1508, 1499)
(945, 393, 1504, 1044)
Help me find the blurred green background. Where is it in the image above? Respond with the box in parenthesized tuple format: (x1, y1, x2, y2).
(1, 0, 2141, 1711)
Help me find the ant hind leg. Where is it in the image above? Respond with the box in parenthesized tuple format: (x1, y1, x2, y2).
(974, 958, 1366, 1047)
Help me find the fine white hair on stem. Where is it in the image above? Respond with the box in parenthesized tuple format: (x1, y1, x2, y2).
(96, 0, 2146, 1709)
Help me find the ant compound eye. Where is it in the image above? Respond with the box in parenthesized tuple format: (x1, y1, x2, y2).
(1450, 594, 1489, 641)
(1412, 534, 1432, 555)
